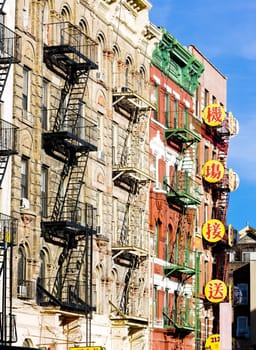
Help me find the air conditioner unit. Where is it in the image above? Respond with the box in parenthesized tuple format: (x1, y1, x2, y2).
(20, 197, 30, 209)
(154, 181, 162, 190)
(97, 151, 105, 161)
(96, 71, 105, 82)
(17, 285, 27, 298)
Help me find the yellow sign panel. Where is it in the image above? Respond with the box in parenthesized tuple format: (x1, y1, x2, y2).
(205, 334, 220, 350)
(202, 103, 225, 126)
(205, 279, 227, 303)
(202, 219, 225, 243)
(70, 347, 102, 350)
(202, 160, 224, 183)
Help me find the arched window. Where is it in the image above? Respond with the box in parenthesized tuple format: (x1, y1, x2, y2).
(125, 56, 133, 90)
(39, 249, 47, 288)
(79, 19, 88, 35)
(112, 44, 120, 89)
(17, 246, 26, 285)
(97, 33, 105, 72)
(61, 5, 71, 21)
(137, 65, 146, 95)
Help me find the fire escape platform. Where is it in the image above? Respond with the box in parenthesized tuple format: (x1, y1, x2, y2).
(44, 45, 98, 73)
(43, 131, 97, 161)
(113, 89, 155, 113)
(164, 127, 201, 145)
(113, 166, 153, 186)
(109, 301, 148, 326)
(37, 284, 95, 315)
(163, 264, 195, 278)
(166, 192, 201, 207)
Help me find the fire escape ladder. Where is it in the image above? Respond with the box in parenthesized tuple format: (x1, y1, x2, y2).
(0, 63, 10, 100)
(119, 183, 139, 247)
(120, 111, 137, 167)
(0, 155, 9, 188)
(119, 256, 139, 314)
(0, 119, 18, 187)
(51, 162, 71, 222)
(53, 70, 89, 133)
(63, 152, 88, 211)
(0, 0, 6, 13)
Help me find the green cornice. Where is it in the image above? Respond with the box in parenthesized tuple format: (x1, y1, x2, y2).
(152, 29, 204, 95)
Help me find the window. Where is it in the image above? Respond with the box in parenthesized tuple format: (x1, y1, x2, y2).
(195, 143, 200, 174)
(184, 107, 189, 128)
(204, 145, 209, 163)
(153, 84, 159, 120)
(195, 85, 200, 116)
(155, 220, 160, 257)
(96, 191, 103, 233)
(174, 99, 179, 128)
(125, 56, 132, 89)
(42, 79, 48, 129)
(17, 246, 26, 285)
(38, 250, 47, 292)
(212, 95, 217, 104)
(153, 285, 159, 321)
(204, 89, 209, 108)
(236, 316, 249, 338)
(165, 226, 171, 261)
(97, 33, 105, 72)
(41, 166, 48, 218)
(237, 283, 248, 305)
(22, 67, 30, 112)
(112, 123, 118, 165)
(21, 156, 29, 199)
(112, 45, 120, 89)
(164, 93, 170, 126)
(137, 66, 146, 96)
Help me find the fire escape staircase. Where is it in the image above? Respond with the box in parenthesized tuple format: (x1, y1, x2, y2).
(163, 210, 197, 333)
(39, 22, 98, 318)
(0, 17, 20, 186)
(0, 214, 18, 346)
(111, 87, 151, 323)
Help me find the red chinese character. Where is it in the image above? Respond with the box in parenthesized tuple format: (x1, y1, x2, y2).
(204, 163, 222, 181)
(206, 106, 223, 124)
(207, 281, 224, 301)
(205, 222, 223, 240)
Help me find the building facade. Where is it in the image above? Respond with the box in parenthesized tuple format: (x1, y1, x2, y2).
(149, 34, 239, 349)
(7, 0, 160, 349)
(0, 1, 239, 350)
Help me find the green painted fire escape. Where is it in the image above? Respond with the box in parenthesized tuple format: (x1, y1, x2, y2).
(152, 29, 204, 343)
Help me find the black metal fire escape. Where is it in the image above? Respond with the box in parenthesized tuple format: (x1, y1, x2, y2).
(0, 11, 20, 187)
(112, 88, 154, 320)
(38, 22, 98, 342)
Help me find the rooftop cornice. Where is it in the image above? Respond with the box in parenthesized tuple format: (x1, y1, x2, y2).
(151, 29, 204, 95)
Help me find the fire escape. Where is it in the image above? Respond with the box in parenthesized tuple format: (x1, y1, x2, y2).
(204, 112, 239, 283)
(0, 1, 22, 348)
(163, 115, 202, 342)
(111, 87, 154, 328)
(0, 10, 20, 188)
(37, 22, 98, 342)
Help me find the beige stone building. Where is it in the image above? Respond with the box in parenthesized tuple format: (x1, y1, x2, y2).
(2, 0, 161, 349)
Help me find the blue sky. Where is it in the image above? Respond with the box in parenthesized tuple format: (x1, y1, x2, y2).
(149, 0, 256, 231)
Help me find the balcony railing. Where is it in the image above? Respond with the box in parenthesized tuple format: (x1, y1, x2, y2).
(164, 173, 202, 206)
(0, 119, 18, 155)
(0, 23, 21, 63)
(0, 212, 18, 245)
(44, 22, 98, 66)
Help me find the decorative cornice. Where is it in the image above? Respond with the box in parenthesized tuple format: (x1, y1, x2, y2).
(152, 29, 204, 95)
